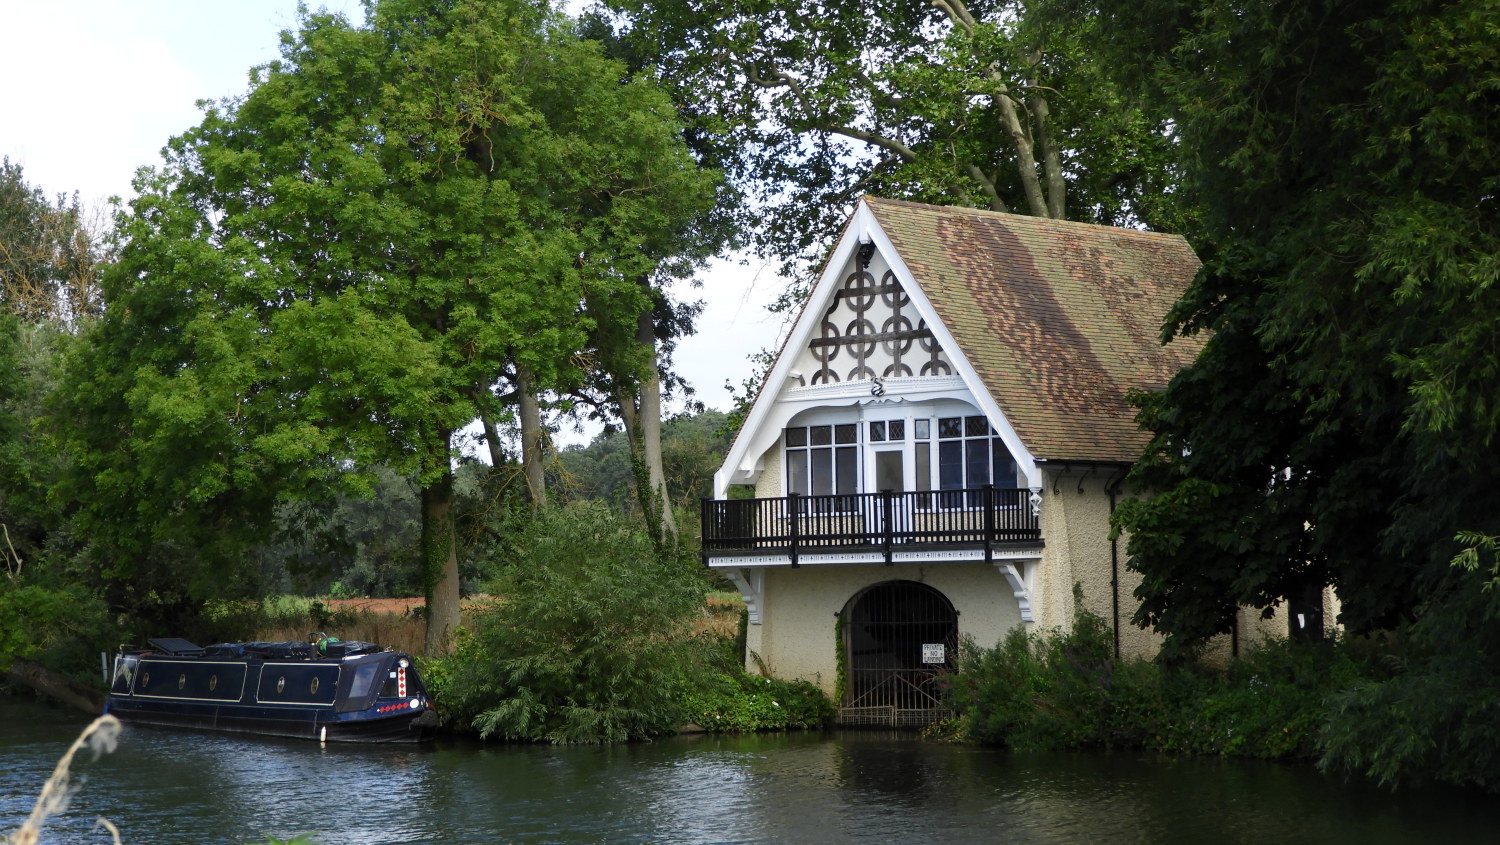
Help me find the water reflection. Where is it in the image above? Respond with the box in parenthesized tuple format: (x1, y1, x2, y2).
(4, 700, 1498, 845)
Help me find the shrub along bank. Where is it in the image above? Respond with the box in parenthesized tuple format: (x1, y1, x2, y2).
(431, 501, 833, 742)
(942, 598, 1500, 794)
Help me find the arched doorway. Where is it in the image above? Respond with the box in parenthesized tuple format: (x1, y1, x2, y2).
(840, 580, 957, 726)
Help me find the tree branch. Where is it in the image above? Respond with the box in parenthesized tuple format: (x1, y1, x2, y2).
(964, 163, 1010, 213)
(742, 60, 919, 162)
(930, 0, 1054, 217)
(932, 0, 977, 35)
(1028, 92, 1066, 219)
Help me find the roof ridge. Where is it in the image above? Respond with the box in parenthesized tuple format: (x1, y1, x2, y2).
(860, 195, 1186, 241)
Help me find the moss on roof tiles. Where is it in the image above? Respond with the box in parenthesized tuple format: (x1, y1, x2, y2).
(866, 197, 1202, 463)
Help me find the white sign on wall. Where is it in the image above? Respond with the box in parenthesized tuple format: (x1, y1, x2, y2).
(922, 643, 946, 664)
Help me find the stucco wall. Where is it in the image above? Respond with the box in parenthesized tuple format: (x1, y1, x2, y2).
(753, 441, 783, 499)
(1028, 467, 1169, 660)
(749, 562, 1025, 696)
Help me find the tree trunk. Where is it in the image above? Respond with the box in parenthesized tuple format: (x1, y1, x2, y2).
(621, 309, 678, 550)
(1028, 92, 1066, 219)
(8, 658, 105, 714)
(479, 410, 507, 469)
(937, 0, 1059, 220)
(992, 86, 1051, 218)
(420, 429, 461, 657)
(515, 362, 547, 509)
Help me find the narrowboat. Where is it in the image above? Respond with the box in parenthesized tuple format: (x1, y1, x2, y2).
(104, 636, 438, 743)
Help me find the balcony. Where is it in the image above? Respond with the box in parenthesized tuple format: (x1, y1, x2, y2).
(700, 486, 1041, 567)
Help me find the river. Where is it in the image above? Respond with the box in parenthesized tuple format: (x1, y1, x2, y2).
(3, 698, 1495, 844)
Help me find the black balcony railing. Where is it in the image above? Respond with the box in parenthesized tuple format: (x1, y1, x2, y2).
(700, 486, 1040, 566)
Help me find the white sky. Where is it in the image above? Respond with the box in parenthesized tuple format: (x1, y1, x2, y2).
(0, 0, 788, 444)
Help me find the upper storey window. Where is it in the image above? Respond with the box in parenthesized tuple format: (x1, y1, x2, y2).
(784, 424, 858, 497)
(937, 416, 1018, 503)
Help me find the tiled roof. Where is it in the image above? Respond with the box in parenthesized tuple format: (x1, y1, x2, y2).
(865, 197, 1202, 463)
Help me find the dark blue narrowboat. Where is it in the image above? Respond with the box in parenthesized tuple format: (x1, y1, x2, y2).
(104, 636, 438, 743)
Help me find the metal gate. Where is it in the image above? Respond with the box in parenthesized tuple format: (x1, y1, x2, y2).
(840, 581, 957, 727)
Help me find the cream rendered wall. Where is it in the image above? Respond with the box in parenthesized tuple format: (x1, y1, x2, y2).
(750, 562, 1024, 696)
(754, 441, 784, 498)
(1031, 467, 1167, 660)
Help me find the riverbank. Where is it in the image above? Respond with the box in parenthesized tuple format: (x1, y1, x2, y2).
(940, 605, 1500, 795)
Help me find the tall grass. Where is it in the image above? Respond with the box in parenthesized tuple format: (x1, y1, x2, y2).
(6, 715, 122, 845)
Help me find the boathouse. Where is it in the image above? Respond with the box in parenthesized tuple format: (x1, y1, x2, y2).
(701, 197, 1219, 725)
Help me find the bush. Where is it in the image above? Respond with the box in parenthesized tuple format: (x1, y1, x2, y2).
(0, 579, 116, 686)
(683, 672, 835, 732)
(440, 502, 709, 743)
(947, 604, 1378, 762)
(948, 608, 1145, 750)
(1318, 576, 1500, 791)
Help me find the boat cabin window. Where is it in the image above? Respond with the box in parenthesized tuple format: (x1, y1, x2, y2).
(347, 662, 381, 700)
(111, 655, 139, 694)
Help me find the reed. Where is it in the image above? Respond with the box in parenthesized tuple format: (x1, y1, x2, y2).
(7, 715, 122, 845)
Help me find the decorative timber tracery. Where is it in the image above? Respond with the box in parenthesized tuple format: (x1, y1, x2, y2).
(808, 268, 952, 384)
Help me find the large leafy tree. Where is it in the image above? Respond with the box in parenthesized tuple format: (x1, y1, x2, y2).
(0, 162, 113, 678)
(1091, 0, 1500, 655)
(595, 0, 1183, 281)
(56, 0, 719, 651)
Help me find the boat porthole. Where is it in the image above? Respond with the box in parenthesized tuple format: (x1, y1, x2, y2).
(141, 672, 150, 688)
(209, 675, 218, 692)
(277, 676, 286, 694)
(310, 677, 320, 695)
(177, 673, 186, 690)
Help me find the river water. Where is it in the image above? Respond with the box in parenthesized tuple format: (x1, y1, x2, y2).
(3, 698, 1496, 844)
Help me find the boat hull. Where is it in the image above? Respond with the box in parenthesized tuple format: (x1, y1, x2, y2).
(105, 639, 437, 743)
(106, 698, 436, 743)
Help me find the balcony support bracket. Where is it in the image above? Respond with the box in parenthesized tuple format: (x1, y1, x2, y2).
(726, 568, 766, 626)
(995, 562, 1034, 623)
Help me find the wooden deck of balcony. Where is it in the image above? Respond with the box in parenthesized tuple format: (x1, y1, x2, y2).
(700, 486, 1041, 566)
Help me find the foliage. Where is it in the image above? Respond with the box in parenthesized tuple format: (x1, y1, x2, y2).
(0, 317, 71, 572)
(1452, 530, 1500, 591)
(0, 579, 113, 678)
(682, 671, 834, 732)
(948, 606, 1134, 750)
(556, 408, 736, 512)
(0, 169, 116, 682)
(250, 465, 424, 598)
(1319, 569, 1500, 791)
(0, 157, 106, 325)
(1078, 0, 1500, 657)
(440, 501, 710, 742)
(596, 0, 1185, 289)
(202, 595, 361, 637)
(947, 608, 1379, 763)
(52, 0, 720, 645)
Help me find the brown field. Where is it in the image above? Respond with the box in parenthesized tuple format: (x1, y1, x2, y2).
(320, 597, 428, 615)
(255, 594, 744, 655)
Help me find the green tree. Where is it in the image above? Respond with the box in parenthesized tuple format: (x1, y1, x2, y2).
(0, 164, 116, 681)
(595, 0, 1183, 284)
(557, 408, 735, 514)
(1086, 0, 1500, 656)
(55, 0, 719, 650)
(443, 500, 708, 742)
(0, 157, 106, 324)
